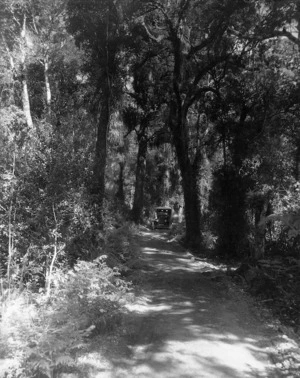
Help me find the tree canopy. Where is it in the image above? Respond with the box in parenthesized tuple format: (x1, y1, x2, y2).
(2, 0, 300, 374)
(1, 0, 300, 260)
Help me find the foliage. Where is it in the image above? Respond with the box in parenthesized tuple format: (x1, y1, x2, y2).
(260, 184, 300, 257)
(1, 0, 300, 263)
(3, 1, 300, 374)
(210, 167, 251, 258)
(168, 222, 186, 244)
(0, 257, 130, 377)
(102, 222, 140, 274)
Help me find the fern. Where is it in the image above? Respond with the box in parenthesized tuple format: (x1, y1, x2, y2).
(0, 257, 131, 377)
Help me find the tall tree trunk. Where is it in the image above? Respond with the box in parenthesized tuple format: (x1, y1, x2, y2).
(162, 145, 172, 204)
(44, 55, 51, 115)
(132, 136, 147, 223)
(91, 9, 115, 227)
(169, 102, 202, 247)
(92, 94, 110, 226)
(21, 67, 33, 129)
(181, 165, 202, 247)
(20, 14, 33, 129)
(163, 165, 171, 203)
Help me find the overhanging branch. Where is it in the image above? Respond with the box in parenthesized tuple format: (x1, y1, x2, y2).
(185, 86, 220, 109)
(139, 16, 165, 43)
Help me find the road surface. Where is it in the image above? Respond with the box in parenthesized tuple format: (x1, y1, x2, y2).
(79, 230, 300, 378)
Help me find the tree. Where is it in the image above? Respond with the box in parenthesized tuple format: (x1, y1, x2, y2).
(208, 12, 300, 258)
(131, 0, 260, 246)
(67, 0, 128, 226)
(26, 0, 73, 118)
(123, 36, 170, 222)
(0, 0, 36, 128)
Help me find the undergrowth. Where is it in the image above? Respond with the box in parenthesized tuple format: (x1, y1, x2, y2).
(103, 223, 140, 273)
(0, 224, 138, 378)
(167, 223, 185, 242)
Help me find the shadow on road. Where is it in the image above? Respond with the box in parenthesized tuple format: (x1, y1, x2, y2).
(79, 230, 288, 378)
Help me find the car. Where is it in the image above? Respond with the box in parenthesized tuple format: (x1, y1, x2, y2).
(152, 207, 172, 229)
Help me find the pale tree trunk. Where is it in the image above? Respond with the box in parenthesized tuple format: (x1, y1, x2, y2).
(44, 54, 52, 115)
(2, 13, 33, 128)
(163, 166, 170, 202)
(21, 70, 33, 128)
(20, 14, 33, 129)
(3, 26, 33, 128)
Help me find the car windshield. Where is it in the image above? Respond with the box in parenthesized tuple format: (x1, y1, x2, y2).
(156, 208, 171, 214)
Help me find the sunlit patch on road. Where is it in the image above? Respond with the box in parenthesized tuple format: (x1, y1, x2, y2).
(77, 230, 297, 377)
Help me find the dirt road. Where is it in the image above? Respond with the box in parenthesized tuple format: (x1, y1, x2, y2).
(80, 230, 300, 378)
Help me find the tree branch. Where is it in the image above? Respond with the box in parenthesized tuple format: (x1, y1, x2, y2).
(190, 53, 230, 90)
(274, 29, 300, 46)
(140, 17, 165, 43)
(187, 38, 212, 59)
(228, 27, 300, 46)
(185, 86, 220, 109)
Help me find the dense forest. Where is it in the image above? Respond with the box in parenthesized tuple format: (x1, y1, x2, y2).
(1, 0, 300, 376)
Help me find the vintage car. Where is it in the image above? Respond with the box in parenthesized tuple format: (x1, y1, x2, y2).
(152, 207, 172, 229)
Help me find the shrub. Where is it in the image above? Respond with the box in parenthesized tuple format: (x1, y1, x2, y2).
(103, 223, 140, 272)
(0, 257, 131, 378)
(51, 257, 130, 333)
(168, 223, 186, 242)
(202, 230, 218, 251)
(260, 184, 300, 258)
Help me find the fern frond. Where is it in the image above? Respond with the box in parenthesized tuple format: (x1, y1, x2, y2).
(54, 355, 76, 367)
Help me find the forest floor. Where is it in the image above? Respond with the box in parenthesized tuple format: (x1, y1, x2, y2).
(76, 230, 300, 378)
